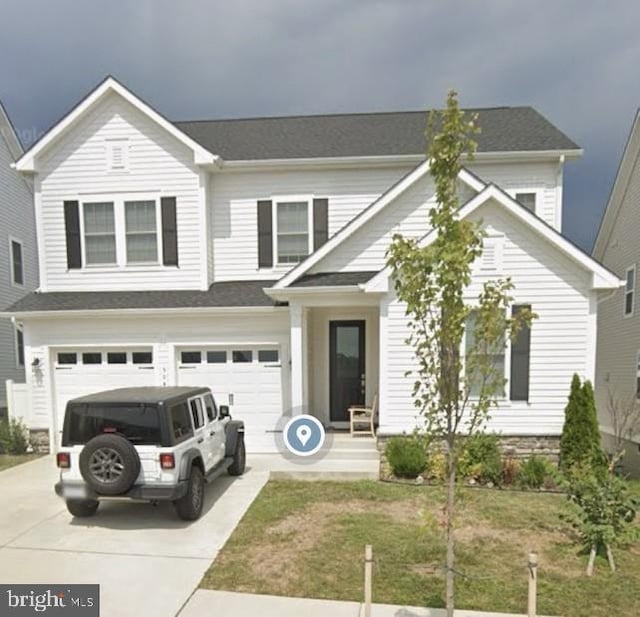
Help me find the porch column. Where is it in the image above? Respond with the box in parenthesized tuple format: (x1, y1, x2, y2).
(290, 302, 305, 414)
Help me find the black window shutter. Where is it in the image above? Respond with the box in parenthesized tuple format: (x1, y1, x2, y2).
(257, 200, 273, 268)
(313, 198, 329, 250)
(510, 305, 531, 401)
(161, 196, 178, 266)
(63, 201, 82, 269)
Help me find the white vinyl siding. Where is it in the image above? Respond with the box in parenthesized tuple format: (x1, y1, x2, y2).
(210, 165, 412, 281)
(37, 92, 204, 291)
(0, 116, 36, 406)
(21, 310, 290, 445)
(467, 161, 561, 230)
(379, 200, 592, 436)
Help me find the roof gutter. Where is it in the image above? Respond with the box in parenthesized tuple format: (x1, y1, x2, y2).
(1, 305, 289, 319)
(216, 149, 583, 172)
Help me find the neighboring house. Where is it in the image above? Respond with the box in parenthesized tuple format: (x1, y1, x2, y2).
(593, 110, 640, 475)
(0, 101, 37, 413)
(3, 76, 621, 454)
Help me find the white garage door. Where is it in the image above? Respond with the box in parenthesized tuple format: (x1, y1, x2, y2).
(52, 348, 156, 445)
(176, 346, 283, 452)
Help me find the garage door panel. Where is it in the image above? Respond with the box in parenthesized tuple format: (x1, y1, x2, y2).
(177, 345, 283, 453)
(52, 348, 156, 444)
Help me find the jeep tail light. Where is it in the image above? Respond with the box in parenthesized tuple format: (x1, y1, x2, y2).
(160, 453, 175, 470)
(56, 452, 71, 468)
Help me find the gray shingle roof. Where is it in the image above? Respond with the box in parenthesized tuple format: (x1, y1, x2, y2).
(290, 271, 378, 287)
(4, 280, 279, 313)
(175, 107, 579, 161)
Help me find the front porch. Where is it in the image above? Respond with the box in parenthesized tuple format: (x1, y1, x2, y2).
(288, 294, 381, 431)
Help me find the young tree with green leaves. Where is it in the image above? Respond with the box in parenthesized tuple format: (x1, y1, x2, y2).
(559, 373, 603, 474)
(386, 91, 534, 616)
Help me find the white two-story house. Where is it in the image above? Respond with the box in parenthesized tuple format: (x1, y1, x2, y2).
(3, 76, 621, 453)
(0, 101, 37, 414)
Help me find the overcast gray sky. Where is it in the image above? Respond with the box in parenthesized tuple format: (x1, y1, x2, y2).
(2, 1, 638, 251)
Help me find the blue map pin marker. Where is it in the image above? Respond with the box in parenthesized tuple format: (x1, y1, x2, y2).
(283, 415, 325, 457)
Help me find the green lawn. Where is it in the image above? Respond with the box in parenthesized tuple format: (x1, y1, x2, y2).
(0, 453, 42, 472)
(201, 480, 640, 617)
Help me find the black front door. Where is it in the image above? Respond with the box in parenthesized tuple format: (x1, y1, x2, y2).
(329, 320, 365, 422)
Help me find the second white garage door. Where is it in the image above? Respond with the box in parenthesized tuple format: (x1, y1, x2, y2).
(176, 346, 283, 452)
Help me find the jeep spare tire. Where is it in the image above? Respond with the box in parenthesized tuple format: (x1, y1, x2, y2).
(79, 434, 141, 496)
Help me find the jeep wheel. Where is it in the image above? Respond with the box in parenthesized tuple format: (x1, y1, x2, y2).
(66, 499, 99, 518)
(174, 465, 205, 521)
(228, 436, 246, 476)
(79, 434, 141, 496)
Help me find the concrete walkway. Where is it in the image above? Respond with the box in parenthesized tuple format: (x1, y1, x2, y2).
(0, 456, 268, 617)
(179, 590, 540, 617)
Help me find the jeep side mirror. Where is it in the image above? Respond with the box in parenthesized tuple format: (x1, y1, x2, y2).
(219, 405, 230, 419)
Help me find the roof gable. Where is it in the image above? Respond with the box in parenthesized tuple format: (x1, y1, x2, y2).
(273, 161, 485, 289)
(593, 109, 640, 260)
(0, 100, 24, 160)
(365, 184, 622, 293)
(14, 76, 217, 173)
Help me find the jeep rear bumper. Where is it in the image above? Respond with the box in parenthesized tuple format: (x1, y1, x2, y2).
(55, 480, 189, 502)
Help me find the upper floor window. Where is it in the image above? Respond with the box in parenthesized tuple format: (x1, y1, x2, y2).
(276, 201, 310, 264)
(625, 265, 635, 316)
(125, 200, 158, 263)
(515, 192, 536, 213)
(83, 202, 116, 265)
(69, 195, 171, 269)
(9, 238, 24, 286)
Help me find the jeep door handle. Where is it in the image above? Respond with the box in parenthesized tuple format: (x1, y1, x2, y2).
(197, 438, 204, 444)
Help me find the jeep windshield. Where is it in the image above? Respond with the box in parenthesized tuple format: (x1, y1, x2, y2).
(65, 403, 162, 445)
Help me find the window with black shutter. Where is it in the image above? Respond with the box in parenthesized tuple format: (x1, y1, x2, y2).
(510, 305, 531, 401)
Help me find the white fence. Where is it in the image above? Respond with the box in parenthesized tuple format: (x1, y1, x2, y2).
(5, 380, 31, 426)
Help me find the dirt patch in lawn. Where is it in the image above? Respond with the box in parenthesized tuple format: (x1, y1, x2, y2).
(247, 498, 422, 590)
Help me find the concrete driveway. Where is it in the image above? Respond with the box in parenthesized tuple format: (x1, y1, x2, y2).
(0, 456, 268, 617)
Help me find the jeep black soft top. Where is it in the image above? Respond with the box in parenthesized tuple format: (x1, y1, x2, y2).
(61, 386, 220, 448)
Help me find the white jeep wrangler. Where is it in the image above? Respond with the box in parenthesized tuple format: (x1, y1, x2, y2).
(54, 386, 246, 521)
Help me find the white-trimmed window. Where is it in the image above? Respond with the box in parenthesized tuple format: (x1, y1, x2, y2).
(9, 237, 24, 286)
(14, 327, 24, 368)
(275, 200, 311, 264)
(83, 202, 116, 265)
(625, 265, 635, 316)
(125, 200, 158, 263)
(79, 196, 162, 267)
(515, 192, 537, 213)
(464, 310, 506, 398)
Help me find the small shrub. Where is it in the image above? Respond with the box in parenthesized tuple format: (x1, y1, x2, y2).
(0, 417, 29, 455)
(518, 456, 556, 489)
(560, 374, 604, 474)
(563, 465, 639, 571)
(501, 457, 521, 486)
(426, 451, 447, 482)
(458, 433, 502, 484)
(385, 436, 427, 478)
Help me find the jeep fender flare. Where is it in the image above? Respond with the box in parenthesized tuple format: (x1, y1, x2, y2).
(225, 420, 245, 457)
(179, 448, 205, 481)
